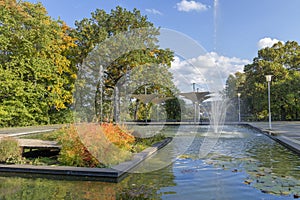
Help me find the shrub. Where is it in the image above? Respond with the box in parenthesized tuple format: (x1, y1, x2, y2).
(0, 137, 22, 164)
(56, 123, 165, 167)
(100, 123, 135, 151)
(57, 123, 136, 167)
(57, 125, 101, 167)
(75, 123, 135, 166)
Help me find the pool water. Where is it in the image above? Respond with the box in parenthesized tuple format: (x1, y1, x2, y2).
(1, 125, 300, 200)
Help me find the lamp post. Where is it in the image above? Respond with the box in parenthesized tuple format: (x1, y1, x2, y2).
(237, 92, 241, 122)
(265, 75, 272, 129)
(192, 83, 196, 123)
(145, 85, 148, 123)
(99, 65, 103, 123)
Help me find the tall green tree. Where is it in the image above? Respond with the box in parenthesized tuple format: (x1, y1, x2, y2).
(72, 6, 175, 122)
(225, 72, 246, 99)
(241, 41, 300, 120)
(224, 72, 246, 121)
(0, 0, 77, 126)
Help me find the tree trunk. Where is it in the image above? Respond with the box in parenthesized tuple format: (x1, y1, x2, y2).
(114, 86, 120, 123)
(134, 100, 140, 121)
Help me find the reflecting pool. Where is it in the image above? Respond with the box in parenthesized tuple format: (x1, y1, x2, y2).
(1, 125, 300, 200)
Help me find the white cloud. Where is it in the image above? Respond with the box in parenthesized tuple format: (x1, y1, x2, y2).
(170, 52, 250, 92)
(145, 8, 163, 15)
(257, 37, 283, 49)
(176, 0, 208, 12)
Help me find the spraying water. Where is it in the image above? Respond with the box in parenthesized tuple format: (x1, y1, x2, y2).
(213, 0, 218, 51)
(199, 0, 229, 158)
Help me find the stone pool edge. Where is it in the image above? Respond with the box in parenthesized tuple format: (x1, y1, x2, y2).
(0, 137, 173, 183)
(242, 123, 300, 155)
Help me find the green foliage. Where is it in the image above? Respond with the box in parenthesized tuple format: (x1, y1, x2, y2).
(224, 72, 246, 121)
(225, 41, 300, 121)
(0, 137, 22, 163)
(0, 0, 77, 127)
(72, 6, 176, 122)
(132, 133, 166, 153)
(0, 1, 178, 126)
(165, 98, 181, 121)
(25, 156, 59, 166)
(225, 72, 246, 99)
(56, 125, 101, 167)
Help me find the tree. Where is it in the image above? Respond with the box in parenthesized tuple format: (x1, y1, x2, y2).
(225, 72, 245, 99)
(240, 41, 300, 120)
(72, 6, 176, 122)
(0, 0, 77, 126)
(224, 72, 246, 121)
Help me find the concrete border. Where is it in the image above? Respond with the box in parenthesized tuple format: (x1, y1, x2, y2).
(0, 137, 172, 182)
(242, 123, 300, 155)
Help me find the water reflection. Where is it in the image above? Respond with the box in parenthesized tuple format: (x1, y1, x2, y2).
(0, 125, 300, 199)
(0, 176, 117, 199)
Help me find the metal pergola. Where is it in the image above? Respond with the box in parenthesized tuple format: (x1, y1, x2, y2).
(179, 92, 210, 123)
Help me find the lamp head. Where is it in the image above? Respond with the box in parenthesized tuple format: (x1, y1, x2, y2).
(265, 75, 272, 82)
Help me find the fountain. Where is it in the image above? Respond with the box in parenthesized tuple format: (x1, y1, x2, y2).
(2, 1, 300, 199)
(72, 13, 232, 168)
(196, 0, 231, 158)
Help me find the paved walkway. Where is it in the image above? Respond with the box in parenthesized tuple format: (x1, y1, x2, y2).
(0, 124, 62, 137)
(247, 121, 300, 154)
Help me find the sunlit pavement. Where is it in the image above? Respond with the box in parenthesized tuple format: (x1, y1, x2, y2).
(0, 124, 63, 137)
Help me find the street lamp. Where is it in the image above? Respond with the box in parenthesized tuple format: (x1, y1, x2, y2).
(192, 83, 196, 123)
(265, 75, 272, 129)
(145, 85, 148, 123)
(237, 93, 241, 122)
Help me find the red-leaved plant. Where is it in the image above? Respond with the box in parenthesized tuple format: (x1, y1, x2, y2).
(58, 123, 135, 167)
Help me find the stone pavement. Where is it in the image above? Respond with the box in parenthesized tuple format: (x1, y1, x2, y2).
(247, 121, 300, 155)
(0, 124, 62, 138)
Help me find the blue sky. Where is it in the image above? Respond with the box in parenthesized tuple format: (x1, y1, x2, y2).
(26, 0, 300, 92)
(26, 0, 300, 60)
